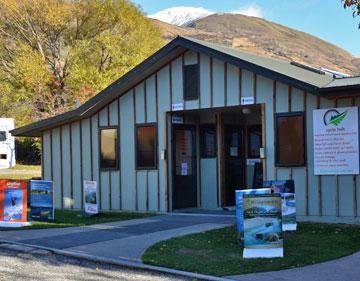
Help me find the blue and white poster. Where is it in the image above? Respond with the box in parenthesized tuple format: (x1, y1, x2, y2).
(235, 188, 271, 240)
(243, 194, 283, 258)
(263, 180, 297, 231)
(30, 180, 54, 220)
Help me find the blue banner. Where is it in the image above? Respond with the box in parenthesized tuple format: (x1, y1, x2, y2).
(30, 180, 54, 221)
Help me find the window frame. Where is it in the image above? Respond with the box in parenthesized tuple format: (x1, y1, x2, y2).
(183, 63, 200, 101)
(200, 124, 217, 159)
(135, 123, 158, 170)
(99, 126, 119, 171)
(274, 111, 306, 167)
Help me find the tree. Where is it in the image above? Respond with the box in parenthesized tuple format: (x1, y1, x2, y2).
(342, 0, 360, 27)
(0, 0, 163, 127)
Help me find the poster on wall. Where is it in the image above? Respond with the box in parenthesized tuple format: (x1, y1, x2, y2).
(263, 180, 297, 231)
(235, 188, 271, 241)
(313, 106, 359, 175)
(30, 180, 54, 221)
(0, 180, 29, 227)
(84, 180, 98, 215)
(243, 194, 283, 258)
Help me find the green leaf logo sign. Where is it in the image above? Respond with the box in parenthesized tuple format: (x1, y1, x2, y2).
(323, 109, 348, 126)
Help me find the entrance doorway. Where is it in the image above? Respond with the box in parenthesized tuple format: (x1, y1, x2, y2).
(223, 125, 245, 206)
(172, 125, 197, 209)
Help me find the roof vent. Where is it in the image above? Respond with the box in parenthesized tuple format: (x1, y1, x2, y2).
(290, 61, 325, 75)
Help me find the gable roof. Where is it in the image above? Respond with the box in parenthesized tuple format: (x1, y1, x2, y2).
(11, 36, 356, 137)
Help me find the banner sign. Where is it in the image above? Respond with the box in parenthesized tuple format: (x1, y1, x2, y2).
(313, 107, 359, 175)
(263, 180, 297, 231)
(84, 180, 98, 215)
(0, 180, 27, 223)
(235, 188, 271, 241)
(243, 194, 283, 258)
(30, 180, 54, 221)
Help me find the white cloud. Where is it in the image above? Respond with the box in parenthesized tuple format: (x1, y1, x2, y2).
(231, 4, 264, 18)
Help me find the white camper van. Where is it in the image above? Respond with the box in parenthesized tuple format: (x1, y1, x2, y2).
(0, 118, 15, 169)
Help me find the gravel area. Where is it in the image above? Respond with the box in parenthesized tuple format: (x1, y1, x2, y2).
(0, 248, 189, 281)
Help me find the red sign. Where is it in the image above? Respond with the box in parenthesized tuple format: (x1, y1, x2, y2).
(0, 180, 27, 222)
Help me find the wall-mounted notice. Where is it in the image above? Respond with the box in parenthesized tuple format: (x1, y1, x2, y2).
(313, 107, 359, 175)
(172, 116, 183, 124)
(172, 103, 184, 111)
(84, 180, 98, 215)
(30, 180, 54, 221)
(243, 194, 283, 259)
(0, 180, 29, 227)
(241, 97, 254, 105)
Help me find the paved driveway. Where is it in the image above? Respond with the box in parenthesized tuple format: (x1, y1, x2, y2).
(0, 213, 235, 262)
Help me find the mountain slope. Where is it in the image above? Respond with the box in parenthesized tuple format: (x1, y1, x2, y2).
(152, 13, 359, 75)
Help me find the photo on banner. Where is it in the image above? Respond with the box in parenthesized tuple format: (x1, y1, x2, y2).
(0, 180, 28, 226)
(263, 180, 297, 231)
(243, 194, 283, 258)
(84, 180, 98, 215)
(30, 180, 54, 221)
(235, 188, 271, 241)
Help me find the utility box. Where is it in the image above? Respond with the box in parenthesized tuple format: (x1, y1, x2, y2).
(0, 118, 15, 169)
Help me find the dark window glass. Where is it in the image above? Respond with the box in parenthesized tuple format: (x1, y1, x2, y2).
(136, 125, 157, 169)
(0, 131, 6, 142)
(0, 154, 6, 159)
(275, 113, 305, 166)
(183, 64, 199, 100)
(200, 125, 216, 158)
(248, 125, 262, 158)
(100, 128, 118, 169)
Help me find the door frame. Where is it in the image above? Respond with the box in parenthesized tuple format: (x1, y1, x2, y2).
(171, 123, 198, 209)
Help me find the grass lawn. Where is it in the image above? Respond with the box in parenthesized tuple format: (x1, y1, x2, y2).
(0, 164, 41, 180)
(9, 164, 41, 171)
(142, 223, 360, 276)
(0, 209, 155, 231)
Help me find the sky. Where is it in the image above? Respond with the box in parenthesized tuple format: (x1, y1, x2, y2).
(131, 0, 360, 57)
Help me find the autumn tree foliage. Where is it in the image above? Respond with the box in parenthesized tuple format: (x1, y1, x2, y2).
(0, 0, 163, 126)
(343, 0, 360, 27)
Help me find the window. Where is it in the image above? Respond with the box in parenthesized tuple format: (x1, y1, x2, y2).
(100, 128, 118, 169)
(0, 154, 6, 160)
(0, 131, 6, 142)
(136, 125, 157, 169)
(248, 125, 262, 158)
(275, 112, 306, 166)
(200, 125, 217, 158)
(183, 64, 199, 100)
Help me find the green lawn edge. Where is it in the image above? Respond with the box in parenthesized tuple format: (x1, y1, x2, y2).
(0, 209, 156, 231)
(142, 223, 360, 277)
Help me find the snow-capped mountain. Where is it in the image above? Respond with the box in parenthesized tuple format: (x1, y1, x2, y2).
(148, 6, 214, 27)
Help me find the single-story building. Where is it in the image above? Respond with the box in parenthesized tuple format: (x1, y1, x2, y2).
(12, 36, 360, 224)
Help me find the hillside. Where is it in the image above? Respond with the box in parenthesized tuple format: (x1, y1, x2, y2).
(152, 13, 360, 75)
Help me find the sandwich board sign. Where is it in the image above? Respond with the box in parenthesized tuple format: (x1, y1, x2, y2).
(263, 180, 297, 231)
(0, 180, 30, 227)
(29, 180, 54, 221)
(313, 107, 359, 175)
(235, 188, 271, 241)
(243, 193, 283, 258)
(84, 180, 98, 215)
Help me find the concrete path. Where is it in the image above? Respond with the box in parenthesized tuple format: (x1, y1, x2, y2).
(228, 251, 360, 281)
(0, 213, 235, 262)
